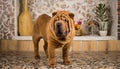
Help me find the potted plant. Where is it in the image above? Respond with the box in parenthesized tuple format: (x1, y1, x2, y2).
(75, 20, 82, 36)
(95, 3, 109, 36)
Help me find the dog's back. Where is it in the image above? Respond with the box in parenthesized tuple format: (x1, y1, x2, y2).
(33, 14, 51, 41)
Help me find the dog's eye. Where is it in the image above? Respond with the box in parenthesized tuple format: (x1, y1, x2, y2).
(64, 19, 68, 23)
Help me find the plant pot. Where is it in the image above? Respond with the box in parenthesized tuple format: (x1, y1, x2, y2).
(75, 30, 82, 36)
(99, 31, 107, 36)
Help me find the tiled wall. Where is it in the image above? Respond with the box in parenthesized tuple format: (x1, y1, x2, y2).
(0, 0, 117, 39)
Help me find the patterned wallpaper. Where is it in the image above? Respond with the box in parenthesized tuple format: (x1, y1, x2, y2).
(0, 0, 109, 39)
(28, 0, 108, 22)
(0, 0, 15, 39)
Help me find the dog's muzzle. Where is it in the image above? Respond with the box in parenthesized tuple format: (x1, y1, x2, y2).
(55, 22, 67, 38)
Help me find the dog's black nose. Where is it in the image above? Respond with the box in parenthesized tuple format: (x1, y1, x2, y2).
(56, 22, 62, 28)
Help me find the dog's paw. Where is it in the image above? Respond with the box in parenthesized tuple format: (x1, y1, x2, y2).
(49, 63, 56, 68)
(63, 60, 70, 65)
(35, 55, 40, 60)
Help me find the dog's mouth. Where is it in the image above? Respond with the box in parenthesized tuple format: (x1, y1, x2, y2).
(56, 30, 67, 38)
(56, 31, 67, 41)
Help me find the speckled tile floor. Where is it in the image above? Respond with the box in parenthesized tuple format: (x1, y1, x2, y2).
(0, 51, 120, 69)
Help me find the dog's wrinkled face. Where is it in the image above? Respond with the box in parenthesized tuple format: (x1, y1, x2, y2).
(52, 11, 74, 40)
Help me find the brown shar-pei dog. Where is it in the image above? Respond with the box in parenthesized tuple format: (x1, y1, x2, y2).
(32, 11, 75, 68)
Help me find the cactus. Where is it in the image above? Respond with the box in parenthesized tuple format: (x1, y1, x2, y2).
(95, 3, 109, 31)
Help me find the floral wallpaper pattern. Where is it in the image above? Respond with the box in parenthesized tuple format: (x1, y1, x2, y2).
(28, 0, 108, 22)
(0, 0, 111, 39)
(0, 0, 15, 39)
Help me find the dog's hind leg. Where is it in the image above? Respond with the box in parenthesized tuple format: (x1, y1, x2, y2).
(43, 40, 48, 58)
(33, 36, 41, 60)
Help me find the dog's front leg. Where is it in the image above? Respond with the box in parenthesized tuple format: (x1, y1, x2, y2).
(48, 43, 56, 68)
(62, 43, 71, 65)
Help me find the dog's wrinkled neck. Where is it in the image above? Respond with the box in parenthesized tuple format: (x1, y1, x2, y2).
(58, 37, 66, 41)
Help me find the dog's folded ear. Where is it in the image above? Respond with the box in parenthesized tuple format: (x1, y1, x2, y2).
(52, 12, 57, 17)
(69, 13, 74, 19)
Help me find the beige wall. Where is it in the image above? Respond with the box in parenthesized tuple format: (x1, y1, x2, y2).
(0, 40, 120, 52)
